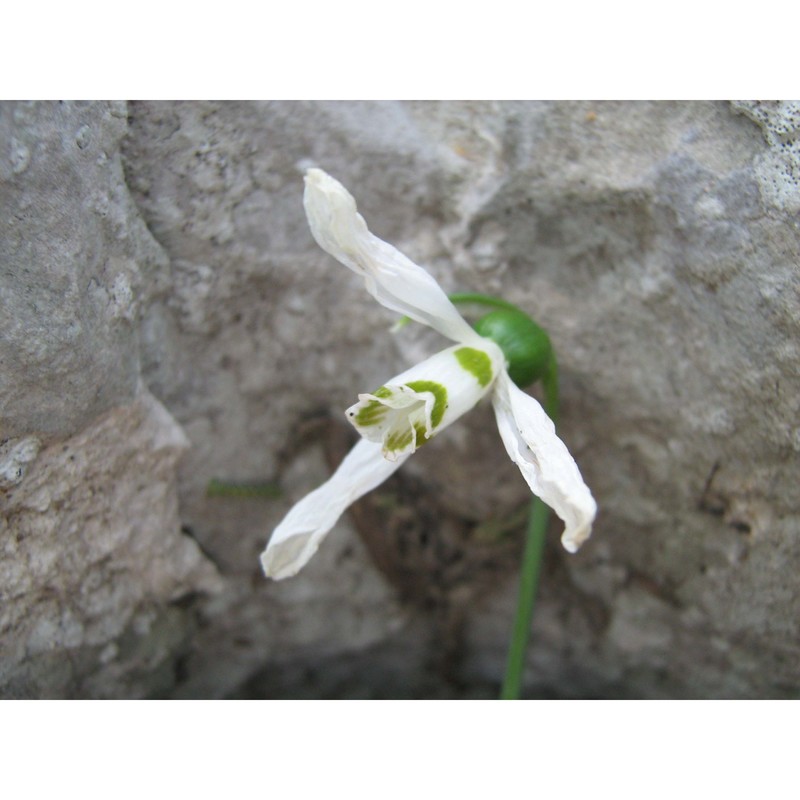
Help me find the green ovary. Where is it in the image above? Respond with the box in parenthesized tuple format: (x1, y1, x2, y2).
(454, 347, 493, 387)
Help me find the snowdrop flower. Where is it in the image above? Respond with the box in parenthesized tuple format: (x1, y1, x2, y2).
(261, 169, 596, 580)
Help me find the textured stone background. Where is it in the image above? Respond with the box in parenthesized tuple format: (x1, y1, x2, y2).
(1, 100, 798, 698)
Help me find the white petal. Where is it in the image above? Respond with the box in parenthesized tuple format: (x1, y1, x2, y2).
(346, 340, 506, 460)
(303, 168, 481, 344)
(491, 370, 597, 552)
(261, 439, 409, 580)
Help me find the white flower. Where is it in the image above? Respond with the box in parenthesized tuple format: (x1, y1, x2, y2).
(261, 169, 597, 580)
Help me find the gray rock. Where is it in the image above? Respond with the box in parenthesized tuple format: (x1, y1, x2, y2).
(0, 437, 40, 490)
(0, 387, 221, 697)
(2, 100, 799, 698)
(1, 101, 166, 441)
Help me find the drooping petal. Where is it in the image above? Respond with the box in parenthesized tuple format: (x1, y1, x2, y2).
(347, 340, 506, 460)
(491, 369, 597, 553)
(303, 168, 482, 345)
(261, 439, 409, 580)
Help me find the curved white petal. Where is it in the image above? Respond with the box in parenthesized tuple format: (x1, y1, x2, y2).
(491, 370, 597, 553)
(303, 168, 481, 344)
(261, 438, 409, 580)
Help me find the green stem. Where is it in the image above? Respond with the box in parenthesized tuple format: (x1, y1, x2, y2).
(500, 495, 549, 699)
(500, 356, 559, 700)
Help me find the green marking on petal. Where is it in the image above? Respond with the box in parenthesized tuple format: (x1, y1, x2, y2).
(385, 428, 414, 453)
(353, 386, 394, 426)
(454, 347, 494, 388)
(404, 380, 448, 429)
(385, 422, 431, 454)
(353, 387, 390, 427)
(354, 400, 387, 426)
(413, 422, 430, 446)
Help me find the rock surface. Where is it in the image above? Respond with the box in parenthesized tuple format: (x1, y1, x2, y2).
(1, 100, 798, 698)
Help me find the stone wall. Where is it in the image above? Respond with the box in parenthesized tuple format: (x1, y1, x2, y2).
(2, 100, 798, 697)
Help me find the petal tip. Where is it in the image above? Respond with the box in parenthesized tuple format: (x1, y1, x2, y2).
(260, 535, 316, 581)
(560, 501, 597, 554)
(304, 166, 328, 187)
(304, 167, 348, 201)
